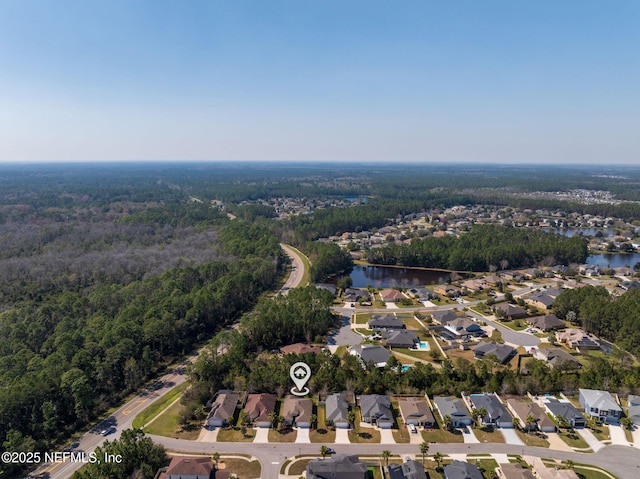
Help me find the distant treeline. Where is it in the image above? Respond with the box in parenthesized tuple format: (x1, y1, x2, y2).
(366, 225, 589, 271)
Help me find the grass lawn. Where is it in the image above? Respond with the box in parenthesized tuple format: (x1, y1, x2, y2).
(395, 347, 436, 362)
(490, 329, 504, 343)
(467, 458, 499, 476)
(288, 458, 313, 476)
(516, 430, 550, 447)
(589, 424, 610, 442)
(444, 347, 475, 363)
(499, 319, 528, 331)
(390, 402, 410, 443)
(573, 465, 618, 479)
(421, 425, 464, 444)
(472, 425, 505, 443)
(218, 457, 261, 479)
(558, 431, 590, 449)
(368, 465, 383, 479)
(310, 405, 336, 443)
(351, 411, 381, 443)
(133, 382, 189, 429)
(216, 427, 255, 442)
(143, 395, 200, 440)
(354, 313, 372, 325)
(269, 427, 297, 442)
(398, 316, 425, 330)
(624, 427, 633, 444)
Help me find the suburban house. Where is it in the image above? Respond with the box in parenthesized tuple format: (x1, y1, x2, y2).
(459, 279, 486, 293)
(506, 399, 556, 433)
(408, 287, 437, 300)
(532, 348, 581, 370)
(445, 317, 482, 338)
(473, 341, 515, 364)
(433, 284, 462, 297)
(326, 392, 350, 429)
(281, 395, 313, 428)
(523, 291, 556, 310)
(349, 344, 391, 369)
(431, 310, 459, 325)
(555, 329, 601, 351)
(627, 395, 640, 425)
(379, 289, 405, 302)
(206, 390, 239, 428)
(156, 456, 216, 479)
(579, 389, 622, 424)
(306, 454, 368, 479)
(531, 458, 579, 479)
(387, 460, 427, 479)
(359, 394, 394, 428)
(443, 460, 483, 479)
(433, 396, 472, 428)
(397, 397, 435, 427)
(280, 343, 323, 355)
(344, 288, 370, 303)
(493, 303, 528, 319)
(497, 463, 535, 479)
(382, 330, 419, 348)
(368, 314, 405, 330)
(467, 393, 513, 428)
(527, 314, 565, 332)
(244, 393, 277, 428)
(543, 398, 587, 428)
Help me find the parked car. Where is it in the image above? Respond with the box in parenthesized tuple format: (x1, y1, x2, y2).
(409, 424, 417, 434)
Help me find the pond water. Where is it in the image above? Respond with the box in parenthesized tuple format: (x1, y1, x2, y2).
(553, 228, 615, 237)
(341, 265, 450, 288)
(586, 253, 640, 269)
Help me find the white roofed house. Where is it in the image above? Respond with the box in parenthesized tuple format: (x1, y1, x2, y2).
(579, 389, 622, 424)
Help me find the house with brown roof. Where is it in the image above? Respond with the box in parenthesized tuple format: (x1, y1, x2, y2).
(493, 303, 528, 319)
(527, 314, 564, 332)
(555, 329, 601, 351)
(280, 343, 323, 355)
(156, 456, 215, 479)
(206, 390, 239, 428)
(506, 398, 556, 433)
(281, 395, 313, 428)
(497, 464, 534, 479)
(379, 289, 405, 302)
(244, 393, 277, 428)
(397, 397, 434, 427)
(433, 285, 461, 297)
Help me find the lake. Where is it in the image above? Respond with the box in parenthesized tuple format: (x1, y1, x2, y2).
(341, 265, 450, 288)
(586, 253, 640, 269)
(553, 228, 615, 237)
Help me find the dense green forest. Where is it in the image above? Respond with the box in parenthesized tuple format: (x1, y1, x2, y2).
(365, 224, 589, 271)
(553, 286, 640, 358)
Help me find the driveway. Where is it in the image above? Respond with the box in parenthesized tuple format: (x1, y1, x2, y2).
(576, 428, 604, 452)
(500, 428, 524, 445)
(633, 426, 640, 448)
(466, 310, 540, 348)
(196, 426, 219, 442)
(327, 310, 363, 348)
(608, 424, 630, 446)
(380, 428, 396, 444)
(253, 427, 270, 444)
(462, 427, 479, 444)
(295, 427, 311, 443)
(335, 428, 351, 444)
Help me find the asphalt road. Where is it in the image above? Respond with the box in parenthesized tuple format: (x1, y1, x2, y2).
(148, 435, 640, 479)
(279, 244, 306, 294)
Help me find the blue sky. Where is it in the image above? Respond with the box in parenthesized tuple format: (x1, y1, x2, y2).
(0, 1, 638, 163)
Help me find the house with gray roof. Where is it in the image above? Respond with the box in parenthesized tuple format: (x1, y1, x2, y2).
(349, 344, 391, 369)
(528, 314, 565, 332)
(326, 392, 350, 429)
(433, 396, 472, 428)
(307, 454, 367, 479)
(397, 397, 434, 427)
(344, 289, 370, 302)
(498, 463, 535, 479)
(532, 348, 581, 370)
(443, 460, 483, 479)
(627, 395, 640, 425)
(468, 393, 513, 428)
(445, 317, 482, 338)
(431, 310, 459, 325)
(524, 291, 555, 309)
(382, 330, 419, 348)
(359, 394, 394, 428)
(579, 389, 622, 424)
(473, 341, 515, 364)
(369, 314, 405, 330)
(543, 398, 586, 428)
(387, 460, 427, 479)
(494, 303, 528, 319)
(206, 390, 238, 428)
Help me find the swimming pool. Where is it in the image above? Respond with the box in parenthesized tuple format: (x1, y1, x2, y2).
(417, 341, 430, 350)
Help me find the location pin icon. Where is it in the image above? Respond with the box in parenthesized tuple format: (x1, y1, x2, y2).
(290, 362, 311, 396)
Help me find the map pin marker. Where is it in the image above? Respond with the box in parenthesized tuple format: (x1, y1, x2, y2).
(290, 362, 311, 396)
